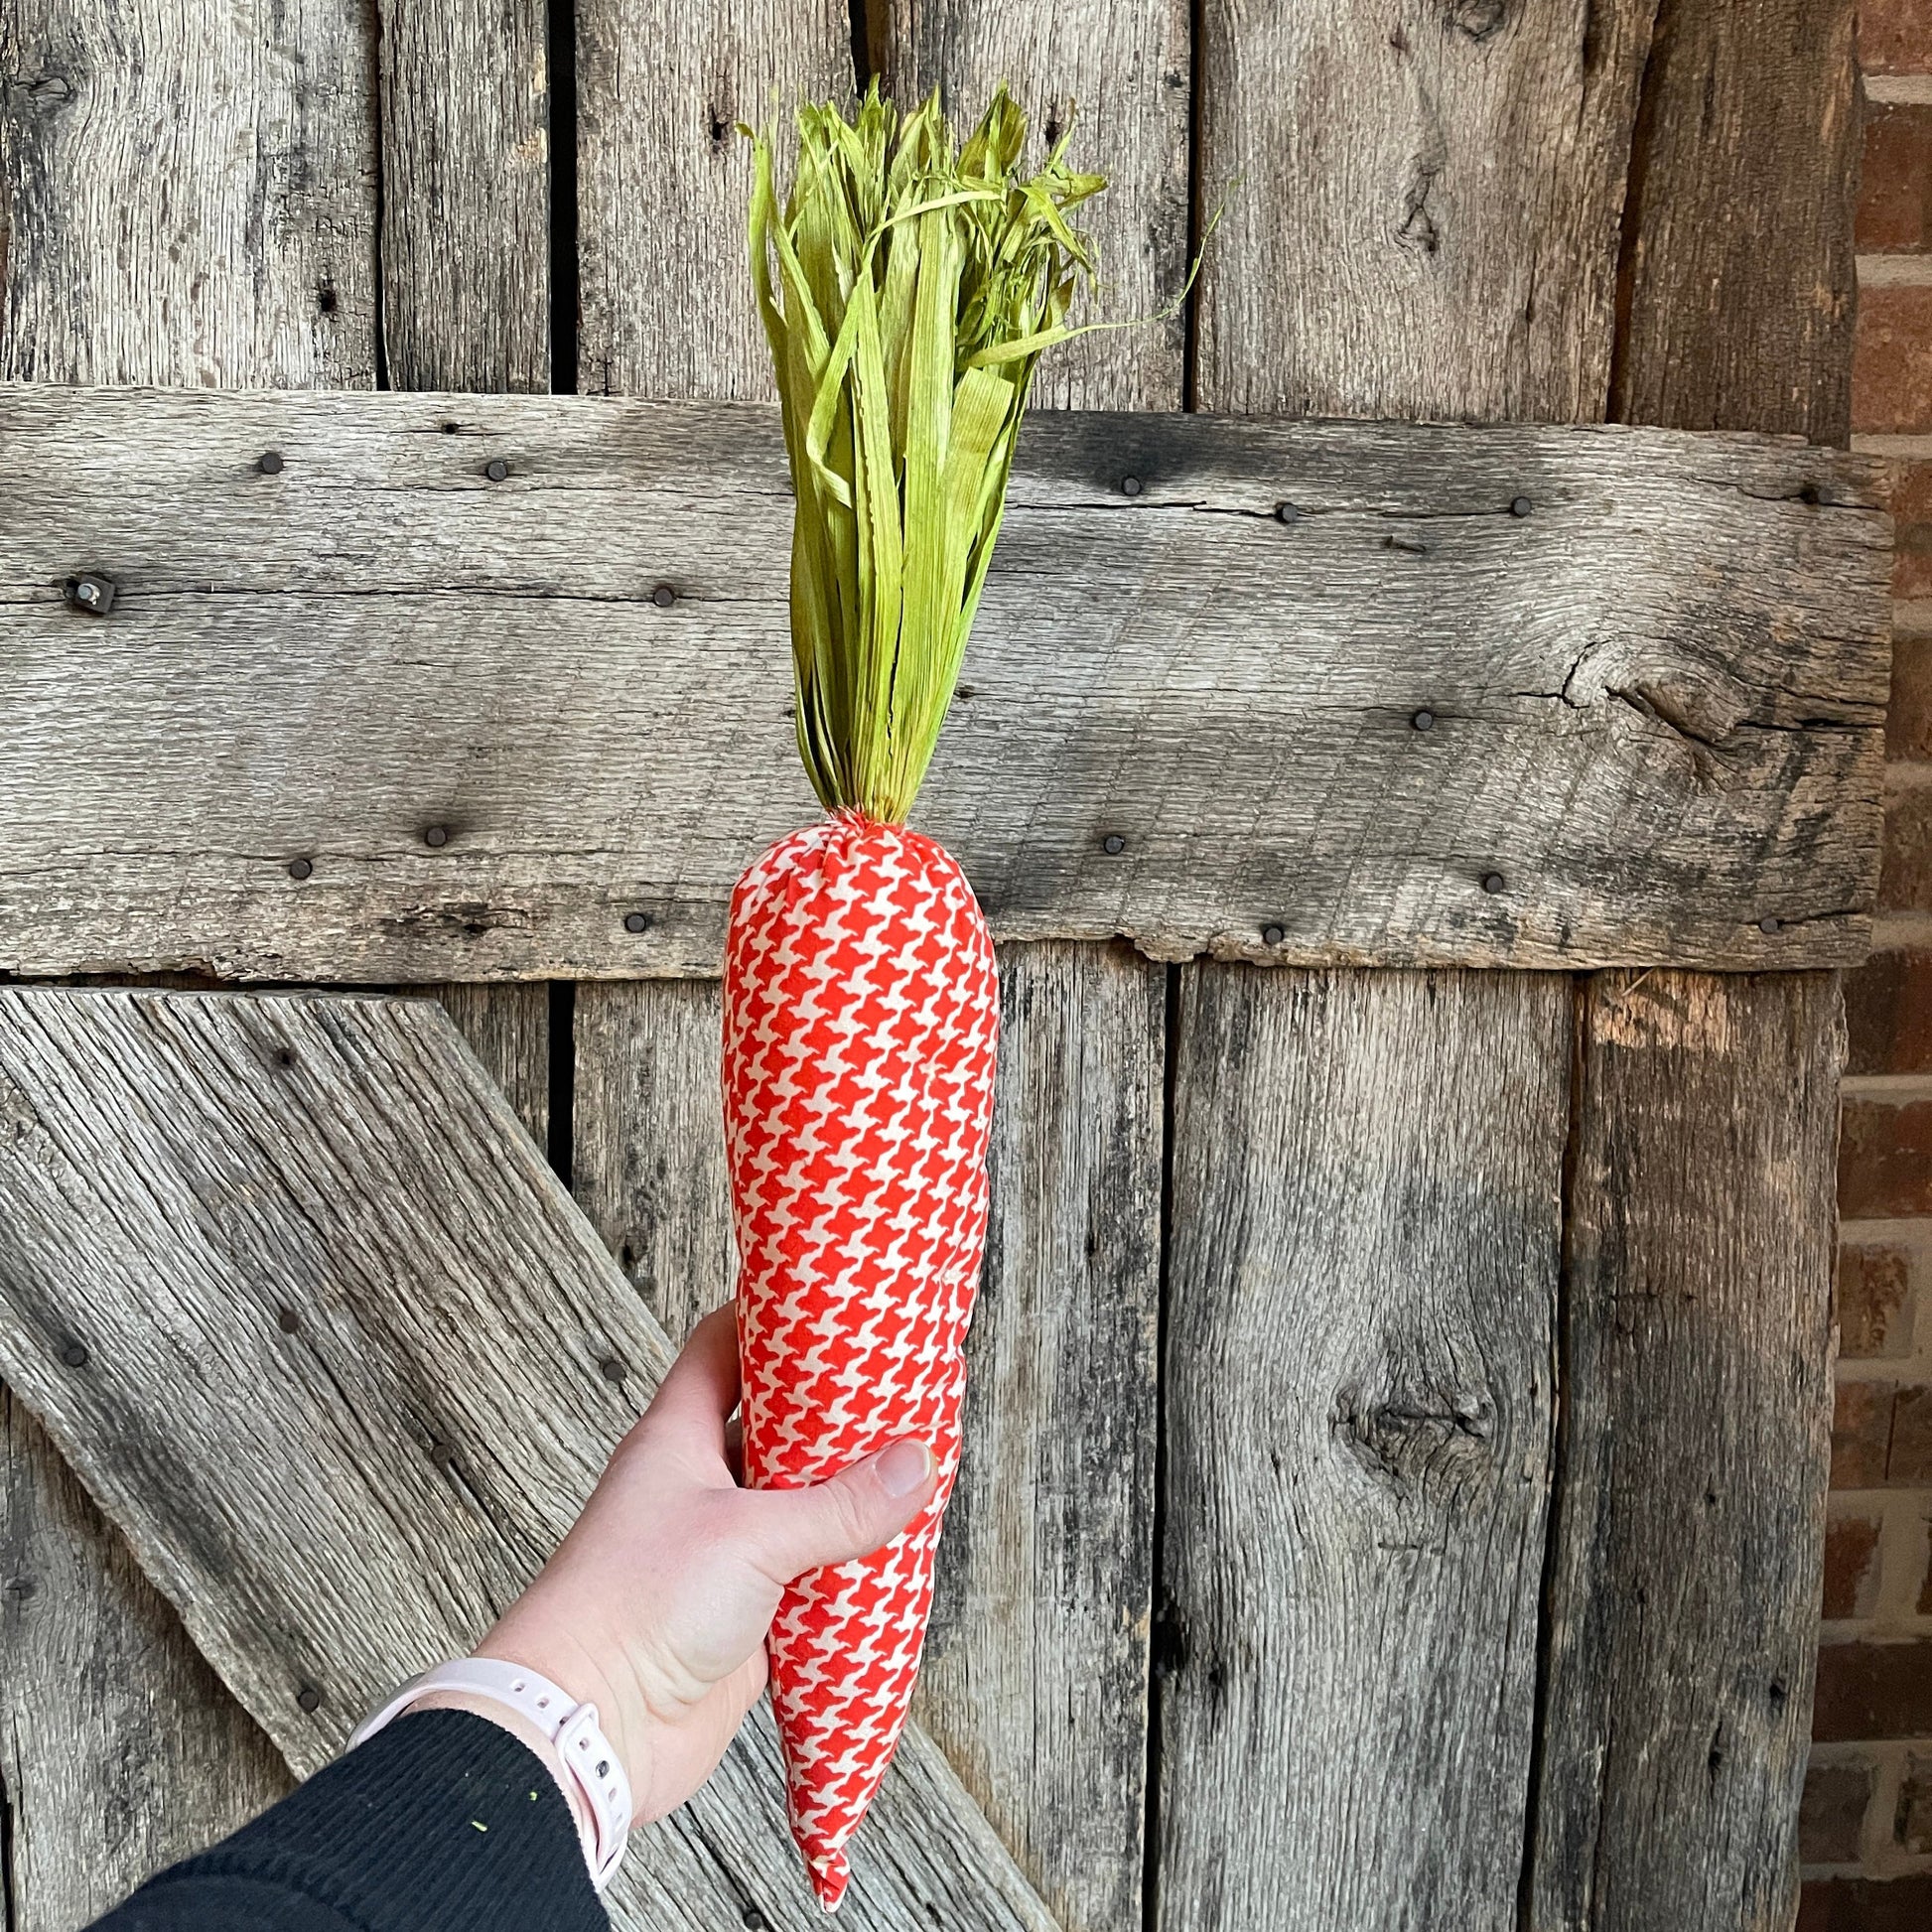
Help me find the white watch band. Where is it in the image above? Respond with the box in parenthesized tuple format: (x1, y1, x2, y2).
(347, 1658, 631, 1890)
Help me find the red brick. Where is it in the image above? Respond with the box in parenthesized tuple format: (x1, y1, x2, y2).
(1889, 633, 1932, 759)
(1826, 1513, 1885, 1617)
(1899, 1749, 1932, 1852)
(1879, 785, 1932, 911)
(1841, 1099, 1932, 1217)
(1863, 0, 1932, 74)
(1892, 1385, 1932, 1481)
(1863, 104, 1932, 253)
(1893, 466, 1932, 604)
(1846, 950, 1932, 1074)
(1804, 1756, 1877, 1862)
(1834, 1381, 1897, 1487)
(1814, 1639, 1932, 1739)
(1855, 286, 1932, 436)
(1800, 1874, 1932, 1932)
(1838, 1242, 1914, 1356)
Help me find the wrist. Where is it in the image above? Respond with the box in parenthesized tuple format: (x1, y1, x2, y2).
(470, 1627, 649, 1824)
(404, 1689, 594, 1835)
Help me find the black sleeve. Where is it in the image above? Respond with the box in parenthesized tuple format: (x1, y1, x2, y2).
(88, 1709, 610, 1932)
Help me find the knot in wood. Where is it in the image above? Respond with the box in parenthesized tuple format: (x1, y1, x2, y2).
(1332, 1377, 1497, 1502)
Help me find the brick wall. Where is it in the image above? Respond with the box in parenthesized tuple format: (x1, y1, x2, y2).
(1802, 8, 1932, 1927)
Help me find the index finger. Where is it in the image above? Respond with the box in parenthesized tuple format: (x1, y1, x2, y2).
(642, 1301, 742, 1446)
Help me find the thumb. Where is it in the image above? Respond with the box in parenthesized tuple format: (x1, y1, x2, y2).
(747, 1440, 939, 1582)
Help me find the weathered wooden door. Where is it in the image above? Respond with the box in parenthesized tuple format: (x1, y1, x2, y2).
(0, 3, 1877, 1930)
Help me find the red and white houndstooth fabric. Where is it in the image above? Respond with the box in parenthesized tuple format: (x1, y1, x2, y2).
(722, 809, 1001, 1910)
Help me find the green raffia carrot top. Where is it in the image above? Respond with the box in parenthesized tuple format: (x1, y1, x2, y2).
(747, 82, 1107, 826)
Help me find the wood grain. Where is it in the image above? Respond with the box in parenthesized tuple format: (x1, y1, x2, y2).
(917, 943, 1163, 1932)
(0, 385, 1890, 983)
(869, 0, 1190, 414)
(1610, 0, 1861, 444)
(1158, 968, 1568, 1929)
(0, 5, 379, 1923)
(575, 0, 851, 398)
(425, 982, 552, 1149)
(374, 0, 550, 394)
(1193, 0, 1658, 422)
(0, 986, 1061, 1932)
(1518, 6, 1862, 1921)
(0, 0, 378, 388)
(1, 1393, 291, 1932)
(1525, 972, 1840, 1931)
(573, 978, 736, 1341)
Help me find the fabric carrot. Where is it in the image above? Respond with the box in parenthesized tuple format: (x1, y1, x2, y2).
(725, 86, 1103, 1909)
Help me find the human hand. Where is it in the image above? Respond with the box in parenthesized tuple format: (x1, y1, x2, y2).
(453, 1302, 937, 1825)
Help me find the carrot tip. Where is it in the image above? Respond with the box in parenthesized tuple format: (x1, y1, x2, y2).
(809, 1851, 850, 1912)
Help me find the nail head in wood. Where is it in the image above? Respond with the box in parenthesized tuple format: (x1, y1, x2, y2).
(429, 1440, 455, 1468)
(622, 912, 649, 934)
(600, 1357, 626, 1383)
(1276, 501, 1300, 524)
(1103, 834, 1127, 855)
(423, 825, 449, 848)
(1481, 872, 1507, 895)
(1412, 709, 1436, 731)
(296, 1685, 323, 1714)
(276, 1307, 301, 1333)
(483, 459, 509, 483)
(287, 858, 314, 881)
(1262, 924, 1286, 946)
(744, 1911, 768, 1930)
(1510, 495, 1533, 517)
(1759, 916, 1782, 934)
(66, 573, 116, 616)
(60, 1340, 88, 1369)
(1120, 475, 1143, 496)
(650, 584, 677, 609)
(258, 451, 285, 476)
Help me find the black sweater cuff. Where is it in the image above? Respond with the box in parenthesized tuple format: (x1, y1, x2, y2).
(98, 1709, 609, 1932)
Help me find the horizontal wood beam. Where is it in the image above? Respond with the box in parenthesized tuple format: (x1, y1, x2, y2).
(0, 986, 1057, 1931)
(0, 384, 1891, 980)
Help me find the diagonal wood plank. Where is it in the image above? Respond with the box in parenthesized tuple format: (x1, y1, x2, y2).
(0, 986, 1060, 1932)
(1, 1393, 294, 1932)
(0, 386, 1892, 983)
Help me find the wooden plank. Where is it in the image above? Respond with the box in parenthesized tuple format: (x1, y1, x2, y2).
(870, 0, 1190, 414)
(426, 982, 551, 1149)
(0, 6, 380, 1924)
(916, 943, 1163, 1932)
(1526, 972, 1839, 1930)
(374, 0, 550, 394)
(575, 0, 851, 398)
(1170, 9, 1641, 1927)
(1158, 968, 1568, 1928)
(1193, 0, 1658, 422)
(1609, 0, 1861, 445)
(0, 386, 1890, 983)
(573, 980, 735, 1338)
(1, 1394, 292, 1932)
(575, 946, 1168, 1932)
(0, 0, 378, 389)
(1520, 6, 1861, 1922)
(0, 985, 1062, 1932)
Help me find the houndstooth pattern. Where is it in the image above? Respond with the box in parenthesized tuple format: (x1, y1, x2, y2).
(723, 810, 1000, 1911)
